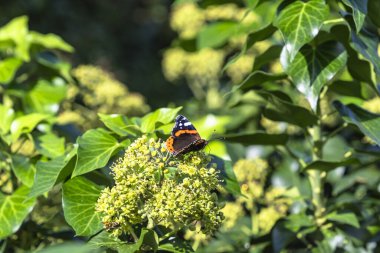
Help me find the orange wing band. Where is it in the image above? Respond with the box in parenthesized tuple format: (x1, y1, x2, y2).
(166, 136, 175, 153)
(174, 130, 198, 137)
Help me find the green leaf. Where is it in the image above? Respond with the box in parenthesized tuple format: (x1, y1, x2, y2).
(140, 107, 182, 133)
(246, 24, 276, 49)
(11, 155, 35, 187)
(221, 160, 242, 196)
(326, 212, 360, 228)
(25, 79, 67, 114)
(89, 229, 158, 252)
(303, 158, 359, 172)
(333, 101, 380, 145)
(29, 149, 76, 197)
(36, 52, 73, 82)
(29, 31, 74, 52)
(0, 186, 36, 239)
(350, 22, 380, 75)
(274, 0, 329, 61)
(342, 0, 368, 32)
(88, 231, 129, 251)
(224, 132, 289, 145)
(329, 80, 367, 99)
(283, 41, 347, 111)
(34, 242, 93, 253)
(10, 113, 51, 141)
(253, 45, 282, 71)
(368, 0, 380, 27)
(158, 238, 194, 253)
(0, 58, 23, 84)
(72, 129, 120, 177)
(197, 22, 240, 49)
(62, 176, 103, 236)
(0, 104, 15, 135)
(258, 91, 318, 128)
(0, 16, 29, 61)
(36, 133, 65, 158)
(237, 71, 287, 91)
(99, 113, 141, 137)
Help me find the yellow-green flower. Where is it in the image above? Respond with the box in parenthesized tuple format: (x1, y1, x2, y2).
(96, 136, 224, 237)
(170, 2, 205, 39)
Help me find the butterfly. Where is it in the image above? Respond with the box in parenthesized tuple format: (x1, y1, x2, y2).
(166, 115, 208, 156)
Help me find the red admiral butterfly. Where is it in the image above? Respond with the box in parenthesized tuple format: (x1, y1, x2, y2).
(166, 115, 208, 156)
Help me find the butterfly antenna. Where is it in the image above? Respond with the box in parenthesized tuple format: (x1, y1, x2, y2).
(208, 130, 225, 142)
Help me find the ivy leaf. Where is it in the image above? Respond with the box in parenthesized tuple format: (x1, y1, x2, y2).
(99, 113, 141, 137)
(326, 212, 360, 228)
(253, 45, 283, 71)
(0, 58, 23, 84)
(282, 41, 347, 111)
(72, 128, 120, 177)
(0, 16, 29, 61)
(274, 0, 329, 61)
(36, 133, 65, 158)
(220, 160, 241, 196)
(197, 22, 240, 49)
(62, 176, 103, 236)
(34, 243, 92, 253)
(0, 104, 15, 135)
(350, 22, 380, 75)
(140, 107, 182, 133)
(246, 24, 276, 49)
(11, 155, 35, 187)
(224, 132, 289, 145)
(333, 101, 380, 145)
(10, 113, 52, 141)
(25, 80, 67, 114)
(88, 231, 129, 251)
(303, 158, 359, 172)
(237, 71, 287, 91)
(29, 31, 74, 52)
(342, 0, 368, 32)
(258, 91, 318, 128)
(29, 149, 76, 198)
(0, 186, 36, 239)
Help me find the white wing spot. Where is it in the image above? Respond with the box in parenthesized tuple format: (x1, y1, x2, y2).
(184, 122, 192, 126)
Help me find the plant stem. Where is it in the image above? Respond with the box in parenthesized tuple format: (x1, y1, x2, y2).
(323, 18, 345, 25)
(307, 124, 324, 218)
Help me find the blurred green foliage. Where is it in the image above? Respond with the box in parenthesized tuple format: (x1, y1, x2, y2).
(0, 0, 380, 252)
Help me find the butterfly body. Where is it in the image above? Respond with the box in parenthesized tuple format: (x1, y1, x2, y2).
(166, 115, 208, 156)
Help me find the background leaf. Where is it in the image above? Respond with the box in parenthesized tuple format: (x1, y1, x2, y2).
(140, 107, 182, 133)
(0, 186, 36, 239)
(62, 176, 103, 236)
(0, 58, 22, 84)
(326, 212, 360, 228)
(29, 149, 76, 198)
(334, 101, 380, 145)
(224, 132, 289, 145)
(197, 22, 240, 49)
(342, 0, 368, 32)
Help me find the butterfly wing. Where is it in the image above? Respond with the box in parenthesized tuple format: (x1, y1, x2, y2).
(166, 115, 202, 155)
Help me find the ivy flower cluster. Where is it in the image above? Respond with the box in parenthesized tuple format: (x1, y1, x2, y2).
(96, 136, 224, 237)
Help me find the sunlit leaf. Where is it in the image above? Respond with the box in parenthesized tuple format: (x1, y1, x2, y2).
(0, 104, 15, 135)
(62, 176, 103, 236)
(29, 149, 76, 197)
(197, 22, 240, 49)
(10, 113, 52, 141)
(140, 107, 182, 133)
(11, 155, 35, 187)
(99, 113, 141, 137)
(29, 31, 74, 52)
(274, 0, 329, 61)
(72, 129, 120, 177)
(283, 41, 347, 111)
(0, 186, 36, 239)
(334, 101, 380, 145)
(36, 133, 65, 158)
(0, 16, 29, 61)
(0, 58, 22, 84)
(25, 80, 67, 114)
(326, 212, 360, 228)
